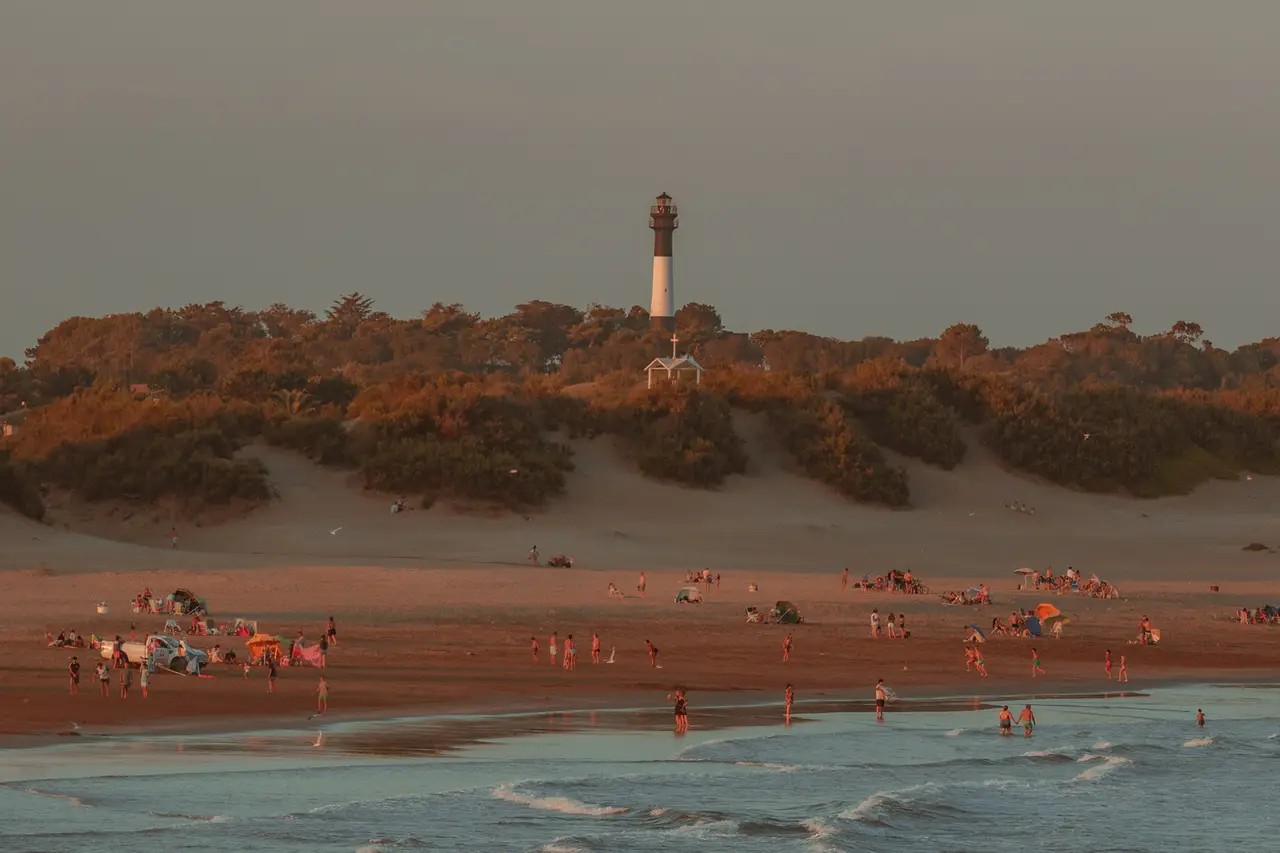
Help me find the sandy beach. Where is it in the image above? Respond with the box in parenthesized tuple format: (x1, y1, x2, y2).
(2, 435, 1278, 742)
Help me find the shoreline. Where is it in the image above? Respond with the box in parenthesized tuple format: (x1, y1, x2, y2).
(16, 673, 1278, 755)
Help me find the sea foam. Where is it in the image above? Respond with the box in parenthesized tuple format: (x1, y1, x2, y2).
(492, 783, 627, 816)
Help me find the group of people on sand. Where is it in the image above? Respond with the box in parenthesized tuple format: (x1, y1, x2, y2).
(68, 655, 149, 700)
(1235, 605, 1280, 625)
(533, 630, 606, 669)
(868, 609, 909, 639)
(842, 567, 925, 594)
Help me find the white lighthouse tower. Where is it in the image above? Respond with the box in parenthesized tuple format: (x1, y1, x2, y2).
(648, 192, 678, 330)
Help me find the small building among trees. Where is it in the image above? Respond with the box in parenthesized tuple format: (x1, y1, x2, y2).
(644, 336, 704, 389)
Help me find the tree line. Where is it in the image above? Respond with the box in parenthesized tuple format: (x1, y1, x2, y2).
(2, 297, 1278, 519)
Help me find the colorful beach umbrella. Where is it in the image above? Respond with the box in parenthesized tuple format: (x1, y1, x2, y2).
(964, 624, 986, 639)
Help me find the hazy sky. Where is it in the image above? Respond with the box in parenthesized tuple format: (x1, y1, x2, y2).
(3, 2, 1279, 359)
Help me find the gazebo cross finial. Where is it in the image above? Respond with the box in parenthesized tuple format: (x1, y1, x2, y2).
(671, 334, 679, 359)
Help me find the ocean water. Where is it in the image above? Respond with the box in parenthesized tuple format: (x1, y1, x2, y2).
(1, 684, 1276, 853)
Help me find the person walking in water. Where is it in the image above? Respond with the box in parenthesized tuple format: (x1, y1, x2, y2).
(315, 676, 328, 714)
(874, 679, 888, 723)
(998, 705, 1014, 736)
(1031, 648, 1046, 678)
(1105, 649, 1113, 680)
(1018, 704, 1036, 738)
(1196, 709, 1206, 727)
(782, 633, 793, 663)
(785, 683, 795, 724)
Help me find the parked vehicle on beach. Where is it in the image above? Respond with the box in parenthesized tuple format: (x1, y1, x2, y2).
(101, 634, 207, 670)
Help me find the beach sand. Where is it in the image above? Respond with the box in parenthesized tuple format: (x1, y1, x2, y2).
(2, 431, 1278, 740)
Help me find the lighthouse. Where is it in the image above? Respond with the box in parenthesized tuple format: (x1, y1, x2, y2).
(648, 192, 678, 330)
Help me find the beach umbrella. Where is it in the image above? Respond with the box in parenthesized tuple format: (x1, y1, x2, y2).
(1035, 603, 1061, 620)
(1042, 614, 1071, 632)
(1014, 568, 1036, 576)
(964, 624, 986, 640)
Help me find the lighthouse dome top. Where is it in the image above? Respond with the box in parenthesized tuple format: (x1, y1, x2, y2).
(650, 193, 678, 221)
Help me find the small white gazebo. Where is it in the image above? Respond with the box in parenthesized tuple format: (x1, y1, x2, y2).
(644, 335, 704, 389)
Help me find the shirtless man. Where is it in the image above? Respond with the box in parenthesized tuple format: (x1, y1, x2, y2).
(782, 633, 793, 663)
(785, 683, 795, 723)
(998, 705, 1013, 736)
(1018, 704, 1036, 738)
(637, 572, 647, 598)
(874, 679, 887, 722)
(591, 632, 601, 664)
(530, 635, 539, 660)
(549, 632, 558, 667)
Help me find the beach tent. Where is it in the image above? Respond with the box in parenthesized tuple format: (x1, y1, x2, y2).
(772, 601, 802, 624)
(169, 588, 208, 616)
(675, 586, 702, 604)
(1035, 603, 1061, 621)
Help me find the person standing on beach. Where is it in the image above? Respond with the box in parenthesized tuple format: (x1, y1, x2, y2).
(549, 632, 558, 667)
(887, 613, 898, 639)
(530, 635, 539, 660)
(1019, 704, 1036, 738)
(591, 632, 601, 664)
(319, 632, 328, 669)
(326, 616, 338, 647)
(874, 679, 887, 723)
(870, 609, 881, 639)
(1119, 655, 1128, 683)
(170, 526, 178, 549)
(139, 662, 150, 699)
(1196, 709, 1206, 727)
(998, 705, 1013, 736)
(267, 654, 278, 693)
(841, 568, 848, 592)
(638, 572, 647, 598)
(119, 663, 132, 699)
(782, 633, 793, 663)
(96, 662, 110, 699)
(646, 640, 659, 668)
(1031, 648, 1045, 678)
(67, 656, 80, 695)
(1105, 649, 1113, 680)
(785, 683, 795, 724)
(315, 676, 328, 714)
(563, 634, 576, 670)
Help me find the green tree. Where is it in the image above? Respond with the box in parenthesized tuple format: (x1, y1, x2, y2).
(936, 323, 989, 371)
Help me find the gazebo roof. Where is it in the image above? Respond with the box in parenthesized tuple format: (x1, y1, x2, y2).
(644, 356, 704, 371)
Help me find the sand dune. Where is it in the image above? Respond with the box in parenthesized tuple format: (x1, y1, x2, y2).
(6, 416, 1278, 581)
